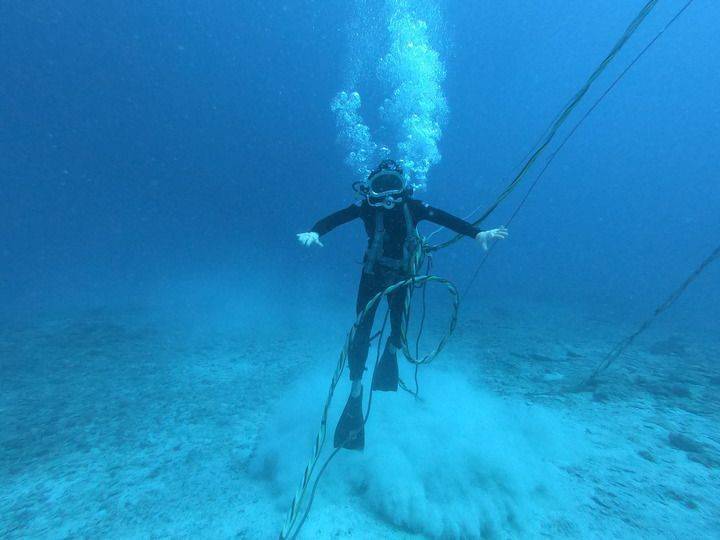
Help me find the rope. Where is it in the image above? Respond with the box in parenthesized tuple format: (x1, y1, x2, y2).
(581, 242, 720, 387)
(279, 274, 459, 539)
(287, 308, 391, 540)
(459, 0, 694, 296)
(429, 0, 660, 252)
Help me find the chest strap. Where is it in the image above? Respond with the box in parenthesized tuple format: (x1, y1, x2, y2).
(363, 209, 385, 274)
(364, 204, 422, 275)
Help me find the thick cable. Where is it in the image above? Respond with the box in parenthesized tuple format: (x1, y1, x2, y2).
(581, 242, 720, 387)
(429, 0, 660, 252)
(460, 0, 695, 296)
(287, 307, 390, 540)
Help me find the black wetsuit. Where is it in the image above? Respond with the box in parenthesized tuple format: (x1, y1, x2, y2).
(311, 198, 480, 380)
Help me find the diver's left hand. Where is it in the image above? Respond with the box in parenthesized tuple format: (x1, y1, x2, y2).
(475, 226, 509, 250)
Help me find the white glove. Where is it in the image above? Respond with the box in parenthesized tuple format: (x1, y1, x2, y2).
(475, 226, 509, 250)
(297, 231, 324, 247)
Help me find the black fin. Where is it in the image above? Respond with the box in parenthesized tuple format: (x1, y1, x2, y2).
(333, 390, 365, 450)
(372, 345, 399, 392)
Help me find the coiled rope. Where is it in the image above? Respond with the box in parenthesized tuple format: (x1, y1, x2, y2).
(279, 273, 459, 540)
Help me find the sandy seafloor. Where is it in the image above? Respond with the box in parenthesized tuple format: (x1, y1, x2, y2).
(1, 300, 719, 539)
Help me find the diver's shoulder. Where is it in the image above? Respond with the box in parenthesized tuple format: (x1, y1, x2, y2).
(408, 198, 429, 210)
(353, 199, 370, 214)
(343, 199, 363, 210)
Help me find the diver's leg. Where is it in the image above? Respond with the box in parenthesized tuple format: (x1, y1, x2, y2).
(372, 272, 406, 392)
(387, 277, 408, 350)
(348, 271, 380, 387)
(335, 271, 378, 450)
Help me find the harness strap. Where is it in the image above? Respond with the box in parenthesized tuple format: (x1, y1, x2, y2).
(363, 209, 385, 274)
(402, 203, 414, 236)
(402, 203, 422, 274)
(364, 203, 422, 275)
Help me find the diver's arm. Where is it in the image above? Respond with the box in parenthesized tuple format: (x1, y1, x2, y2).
(417, 202, 509, 250)
(297, 204, 361, 247)
(417, 202, 481, 238)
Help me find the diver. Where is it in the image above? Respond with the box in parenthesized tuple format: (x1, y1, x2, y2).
(297, 160, 508, 450)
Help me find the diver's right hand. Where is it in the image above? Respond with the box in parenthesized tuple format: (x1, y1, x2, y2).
(297, 231, 324, 247)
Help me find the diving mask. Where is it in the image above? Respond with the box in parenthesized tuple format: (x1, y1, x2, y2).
(365, 160, 407, 209)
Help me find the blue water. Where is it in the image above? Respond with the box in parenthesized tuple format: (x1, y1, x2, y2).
(2, 1, 719, 538)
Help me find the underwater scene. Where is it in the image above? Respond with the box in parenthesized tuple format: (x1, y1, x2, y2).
(2, 1, 719, 538)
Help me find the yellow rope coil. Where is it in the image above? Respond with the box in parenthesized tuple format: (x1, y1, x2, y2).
(279, 274, 459, 539)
